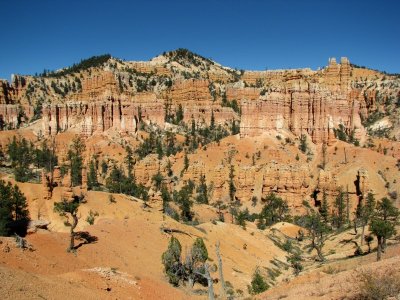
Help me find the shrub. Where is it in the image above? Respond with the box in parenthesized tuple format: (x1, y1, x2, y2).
(354, 271, 400, 300)
(248, 268, 269, 295)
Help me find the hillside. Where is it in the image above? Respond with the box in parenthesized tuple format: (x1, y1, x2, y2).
(0, 49, 400, 299)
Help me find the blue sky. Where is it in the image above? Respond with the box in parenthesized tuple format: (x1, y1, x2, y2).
(1, 0, 399, 80)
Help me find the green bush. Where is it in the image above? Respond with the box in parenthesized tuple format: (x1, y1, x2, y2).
(248, 268, 269, 295)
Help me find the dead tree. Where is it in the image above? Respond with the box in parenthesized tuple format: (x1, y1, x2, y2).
(195, 263, 215, 300)
(216, 241, 227, 299)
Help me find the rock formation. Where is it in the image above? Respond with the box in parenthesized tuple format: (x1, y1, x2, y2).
(1, 54, 397, 144)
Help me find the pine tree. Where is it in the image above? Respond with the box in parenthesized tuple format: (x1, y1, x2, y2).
(360, 192, 376, 245)
(67, 136, 85, 186)
(259, 193, 290, 226)
(87, 158, 99, 190)
(181, 152, 189, 176)
(333, 187, 346, 229)
(152, 170, 164, 191)
(372, 197, 399, 258)
(0, 181, 29, 236)
(196, 174, 208, 204)
(319, 189, 330, 223)
(176, 104, 184, 124)
(125, 146, 134, 179)
(229, 164, 236, 202)
(304, 211, 330, 261)
(54, 195, 81, 252)
(7, 136, 34, 182)
(249, 268, 269, 294)
(210, 110, 215, 130)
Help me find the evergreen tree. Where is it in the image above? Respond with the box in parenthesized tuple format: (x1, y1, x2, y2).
(231, 120, 240, 135)
(162, 236, 183, 286)
(105, 165, 125, 194)
(34, 140, 58, 172)
(195, 174, 208, 204)
(319, 189, 330, 223)
(87, 158, 99, 190)
(370, 218, 396, 261)
(304, 211, 330, 261)
(258, 193, 291, 226)
(371, 197, 399, 258)
(210, 110, 215, 130)
(152, 170, 164, 191)
(186, 237, 209, 287)
(67, 136, 85, 186)
(175, 104, 184, 124)
(299, 134, 308, 153)
(166, 159, 173, 177)
(360, 192, 376, 245)
(249, 268, 269, 295)
(0, 181, 29, 236)
(54, 195, 81, 252)
(125, 146, 134, 179)
(333, 187, 346, 229)
(7, 136, 34, 182)
(161, 186, 172, 214)
(228, 164, 236, 202)
(181, 151, 189, 176)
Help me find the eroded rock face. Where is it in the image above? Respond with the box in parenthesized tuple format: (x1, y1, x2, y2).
(2, 56, 395, 143)
(261, 164, 310, 209)
(42, 99, 141, 136)
(240, 58, 366, 144)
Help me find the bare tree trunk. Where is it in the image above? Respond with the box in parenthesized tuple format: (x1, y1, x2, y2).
(188, 277, 194, 289)
(346, 185, 350, 226)
(382, 237, 387, 252)
(204, 263, 215, 300)
(360, 224, 365, 246)
(216, 241, 227, 299)
(377, 237, 382, 261)
(316, 245, 325, 262)
(68, 214, 78, 252)
(354, 218, 358, 234)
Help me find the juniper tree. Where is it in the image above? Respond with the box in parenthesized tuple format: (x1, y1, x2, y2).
(186, 237, 209, 287)
(162, 236, 183, 286)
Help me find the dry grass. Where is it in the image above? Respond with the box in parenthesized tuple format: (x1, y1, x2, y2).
(352, 269, 400, 300)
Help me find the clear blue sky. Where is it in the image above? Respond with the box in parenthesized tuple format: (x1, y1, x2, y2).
(1, 0, 399, 80)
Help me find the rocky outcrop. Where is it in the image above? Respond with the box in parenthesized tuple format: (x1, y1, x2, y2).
(240, 58, 366, 144)
(261, 164, 310, 209)
(1, 55, 397, 145)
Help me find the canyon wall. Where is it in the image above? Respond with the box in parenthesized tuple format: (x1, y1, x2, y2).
(0, 57, 390, 142)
